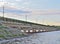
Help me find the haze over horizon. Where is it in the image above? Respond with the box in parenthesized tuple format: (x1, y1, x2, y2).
(0, 0, 60, 26)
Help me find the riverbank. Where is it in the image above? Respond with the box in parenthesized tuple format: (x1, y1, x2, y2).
(0, 19, 60, 42)
(0, 31, 60, 44)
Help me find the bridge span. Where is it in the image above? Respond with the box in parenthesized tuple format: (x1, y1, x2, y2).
(0, 17, 58, 33)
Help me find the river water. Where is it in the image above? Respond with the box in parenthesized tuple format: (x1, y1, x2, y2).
(0, 31, 60, 44)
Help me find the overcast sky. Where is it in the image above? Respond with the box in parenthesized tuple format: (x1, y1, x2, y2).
(0, 0, 60, 26)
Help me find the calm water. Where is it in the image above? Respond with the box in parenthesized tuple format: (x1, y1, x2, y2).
(1, 31, 60, 44)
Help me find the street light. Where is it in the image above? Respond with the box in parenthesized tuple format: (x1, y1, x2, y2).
(25, 15, 27, 22)
(3, 5, 4, 21)
(2, 1, 8, 21)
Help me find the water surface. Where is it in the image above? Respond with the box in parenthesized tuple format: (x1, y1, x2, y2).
(1, 31, 60, 44)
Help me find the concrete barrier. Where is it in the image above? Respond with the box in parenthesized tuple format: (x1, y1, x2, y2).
(26, 30, 29, 32)
(30, 30, 33, 32)
(40, 30, 43, 32)
(21, 30, 24, 32)
(36, 30, 39, 32)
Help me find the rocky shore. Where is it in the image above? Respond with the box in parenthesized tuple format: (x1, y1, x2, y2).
(0, 31, 60, 44)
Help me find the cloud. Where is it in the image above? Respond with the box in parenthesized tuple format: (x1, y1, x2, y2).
(0, 0, 31, 11)
(0, 4, 60, 16)
(0, 1, 6, 7)
(0, 7, 30, 15)
(0, 0, 60, 26)
(31, 9, 60, 15)
(0, 12, 26, 21)
(42, 21, 60, 26)
(15, 0, 22, 2)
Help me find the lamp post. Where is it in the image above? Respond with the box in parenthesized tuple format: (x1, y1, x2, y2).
(2, 0, 4, 21)
(3, 5, 4, 21)
(25, 15, 27, 22)
(2, 1, 8, 21)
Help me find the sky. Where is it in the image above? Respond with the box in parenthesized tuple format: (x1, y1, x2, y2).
(0, 0, 60, 26)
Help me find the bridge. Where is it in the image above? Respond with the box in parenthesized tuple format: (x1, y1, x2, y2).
(0, 17, 58, 33)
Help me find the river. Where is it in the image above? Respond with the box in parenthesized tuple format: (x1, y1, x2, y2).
(0, 31, 60, 44)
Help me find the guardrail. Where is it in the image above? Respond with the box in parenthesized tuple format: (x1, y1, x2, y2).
(21, 29, 46, 33)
